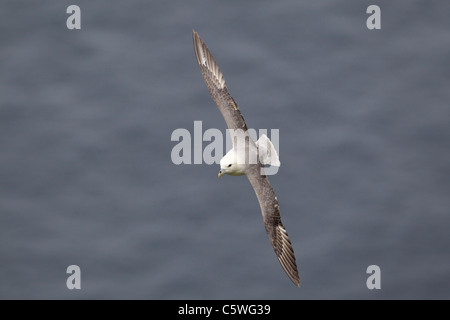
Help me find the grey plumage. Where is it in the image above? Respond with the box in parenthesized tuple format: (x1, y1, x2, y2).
(193, 31, 247, 132)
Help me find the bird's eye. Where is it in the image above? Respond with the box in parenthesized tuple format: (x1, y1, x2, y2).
(227, 164, 232, 167)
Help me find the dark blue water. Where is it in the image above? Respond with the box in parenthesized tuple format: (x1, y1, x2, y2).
(1, 0, 449, 299)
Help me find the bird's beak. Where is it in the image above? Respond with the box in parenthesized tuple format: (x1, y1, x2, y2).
(218, 171, 224, 178)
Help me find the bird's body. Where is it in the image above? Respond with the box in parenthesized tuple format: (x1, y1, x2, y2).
(193, 30, 300, 286)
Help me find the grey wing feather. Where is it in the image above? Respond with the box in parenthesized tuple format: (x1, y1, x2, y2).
(193, 30, 247, 132)
(246, 165, 300, 286)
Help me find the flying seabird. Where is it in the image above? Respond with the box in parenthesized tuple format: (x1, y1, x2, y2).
(193, 30, 300, 286)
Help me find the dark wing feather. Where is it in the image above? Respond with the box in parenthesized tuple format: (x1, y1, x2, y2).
(193, 30, 247, 132)
(246, 165, 300, 286)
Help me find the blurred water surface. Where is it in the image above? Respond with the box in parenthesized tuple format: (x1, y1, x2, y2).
(0, 0, 449, 299)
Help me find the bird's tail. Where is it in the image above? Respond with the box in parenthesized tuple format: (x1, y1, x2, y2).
(256, 134, 280, 167)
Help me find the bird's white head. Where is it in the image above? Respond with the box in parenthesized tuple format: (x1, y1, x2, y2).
(218, 149, 246, 178)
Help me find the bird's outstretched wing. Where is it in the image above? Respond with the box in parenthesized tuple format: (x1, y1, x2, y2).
(246, 165, 300, 286)
(193, 30, 247, 132)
